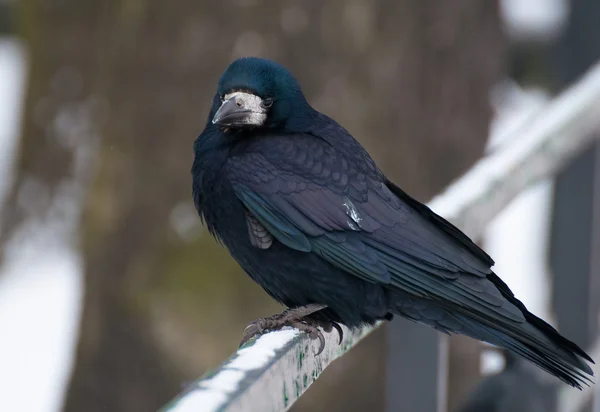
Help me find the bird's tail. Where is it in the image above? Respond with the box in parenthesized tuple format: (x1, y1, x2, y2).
(393, 290, 594, 388)
(447, 308, 594, 389)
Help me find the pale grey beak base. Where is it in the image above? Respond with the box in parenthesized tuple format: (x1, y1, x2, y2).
(212, 92, 268, 127)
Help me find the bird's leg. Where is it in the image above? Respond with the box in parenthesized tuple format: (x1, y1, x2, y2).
(240, 303, 342, 353)
(240, 304, 326, 347)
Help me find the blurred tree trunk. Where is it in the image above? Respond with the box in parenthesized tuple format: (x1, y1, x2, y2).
(13, 1, 504, 411)
(4, 1, 181, 410)
(61, 2, 196, 411)
(11, 2, 186, 411)
(0, 1, 97, 246)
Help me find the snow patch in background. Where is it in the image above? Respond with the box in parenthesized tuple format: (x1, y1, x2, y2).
(480, 348, 506, 376)
(484, 180, 553, 320)
(501, 0, 569, 42)
(488, 80, 550, 154)
(0, 38, 27, 211)
(0, 38, 85, 412)
(0, 240, 83, 412)
(486, 80, 553, 320)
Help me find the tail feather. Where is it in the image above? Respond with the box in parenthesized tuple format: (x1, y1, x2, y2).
(451, 310, 594, 389)
(488, 271, 594, 364)
(394, 295, 594, 388)
(390, 273, 594, 388)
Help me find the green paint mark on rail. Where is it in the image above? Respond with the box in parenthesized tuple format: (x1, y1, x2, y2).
(298, 348, 304, 369)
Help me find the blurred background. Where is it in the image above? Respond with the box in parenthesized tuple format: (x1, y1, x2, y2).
(0, 0, 598, 411)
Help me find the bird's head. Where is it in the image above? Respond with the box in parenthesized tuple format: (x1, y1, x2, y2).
(210, 57, 309, 130)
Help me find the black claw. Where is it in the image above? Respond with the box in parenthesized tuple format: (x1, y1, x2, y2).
(240, 324, 261, 347)
(331, 322, 343, 345)
(311, 328, 325, 356)
(315, 331, 326, 355)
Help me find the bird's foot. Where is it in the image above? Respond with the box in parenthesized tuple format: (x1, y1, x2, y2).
(239, 304, 343, 354)
(240, 303, 327, 348)
(312, 318, 344, 345)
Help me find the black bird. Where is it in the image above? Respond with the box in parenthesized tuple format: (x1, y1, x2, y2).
(192, 57, 594, 388)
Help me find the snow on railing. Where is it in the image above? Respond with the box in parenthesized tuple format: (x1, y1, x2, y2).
(160, 61, 600, 412)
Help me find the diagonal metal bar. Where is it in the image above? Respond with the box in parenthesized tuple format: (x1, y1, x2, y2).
(160, 325, 377, 412)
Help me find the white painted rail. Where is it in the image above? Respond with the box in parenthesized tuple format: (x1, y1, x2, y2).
(161, 325, 378, 412)
(161, 60, 600, 412)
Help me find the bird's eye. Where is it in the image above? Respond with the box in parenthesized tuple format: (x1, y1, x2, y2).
(261, 97, 273, 108)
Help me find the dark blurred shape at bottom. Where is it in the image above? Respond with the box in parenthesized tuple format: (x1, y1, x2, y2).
(456, 349, 556, 412)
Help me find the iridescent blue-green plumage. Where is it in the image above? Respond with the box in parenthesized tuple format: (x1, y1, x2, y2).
(192, 57, 594, 388)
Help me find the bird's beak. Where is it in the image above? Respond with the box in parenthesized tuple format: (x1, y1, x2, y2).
(213, 98, 248, 125)
(212, 92, 267, 127)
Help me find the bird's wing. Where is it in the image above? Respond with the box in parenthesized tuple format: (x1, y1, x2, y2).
(226, 133, 524, 323)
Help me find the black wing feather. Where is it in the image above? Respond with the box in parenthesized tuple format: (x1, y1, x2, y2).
(385, 180, 495, 267)
(228, 134, 518, 321)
